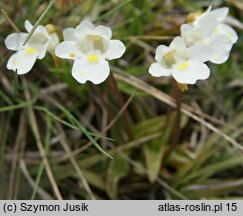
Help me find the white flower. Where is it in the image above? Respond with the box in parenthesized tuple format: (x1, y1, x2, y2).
(55, 20, 126, 84)
(213, 23, 238, 44)
(5, 20, 57, 75)
(149, 37, 210, 84)
(181, 6, 238, 64)
(180, 22, 233, 64)
(194, 6, 238, 44)
(193, 6, 229, 26)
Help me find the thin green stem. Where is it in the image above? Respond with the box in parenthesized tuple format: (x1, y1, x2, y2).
(107, 72, 133, 140)
(23, 0, 54, 45)
(0, 100, 35, 112)
(13, 71, 19, 95)
(53, 102, 113, 159)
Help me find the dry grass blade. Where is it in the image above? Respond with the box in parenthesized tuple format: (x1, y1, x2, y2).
(184, 178, 243, 191)
(225, 16, 243, 30)
(7, 111, 26, 199)
(103, 94, 134, 132)
(22, 77, 63, 200)
(57, 94, 135, 162)
(54, 123, 95, 200)
(129, 38, 155, 52)
(19, 159, 53, 199)
(123, 35, 173, 41)
(113, 69, 242, 150)
(1, 9, 20, 32)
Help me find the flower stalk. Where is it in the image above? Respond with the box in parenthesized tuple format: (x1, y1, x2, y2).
(107, 72, 133, 140)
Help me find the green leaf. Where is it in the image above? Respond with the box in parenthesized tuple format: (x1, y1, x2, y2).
(144, 117, 175, 182)
(82, 170, 105, 190)
(133, 115, 166, 137)
(133, 114, 182, 182)
(117, 81, 148, 96)
(133, 115, 166, 182)
(106, 155, 129, 199)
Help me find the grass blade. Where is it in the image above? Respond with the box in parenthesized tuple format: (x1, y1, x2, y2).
(56, 103, 113, 159)
(23, 0, 54, 45)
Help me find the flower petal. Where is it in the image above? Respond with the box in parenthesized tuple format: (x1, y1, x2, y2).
(79, 20, 95, 29)
(172, 61, 210, 84)
(35, 25, 49, 37)
(149, 63, 172, 77)
(23, 27, 50, 59)
(170, 36, 186, 50)
(190, 19, 217, 42)
(7, 20, 50, 61)
(180, 24, 192, 36)
(63, 28, 76, 41)
(208, 34, 233, 64)
(187, 43, 212, 62)
(104, 40, 125, 60)
(196, 15, 217, 38)
(75, 20, 94, 38)
(180, 24, 200, 46)
(25, 20, 33, 32)
(5, 33, 27, 51)
(216, 23, 238, 44)
(193, 5, 212, 25)
(26, 32, 50, 59)
(94, 25, 112, 39)
(72, 58, 110, 84)
(7, 50, 38, 75)
(210, 7, 229, 22)
(55, 41, 82, 60)
(25, 20, 49, 37)
(155, 45, 168, 62)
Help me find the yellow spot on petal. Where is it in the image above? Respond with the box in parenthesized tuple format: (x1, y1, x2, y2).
(69, 53, 75, 58)
(211, 55, 220, 62)
(25, 47, 36, 55)
(202, 39, 210, 45)
(214, 28, 220, 33)
(87, 55, 99, 62)
(164, 50, 176, 61)
(163, 50, 176, 66)
(87, 34, 102, 41)
(13, 60, 18, 65)
(226, 32, 233, 40)
(176, 82, 188, 92)
(177, 61, 189, 71)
